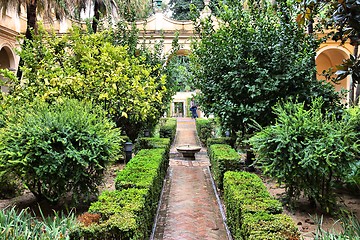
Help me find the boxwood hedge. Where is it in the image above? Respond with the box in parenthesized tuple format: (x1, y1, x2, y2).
(208, 144, 241, 190)
(71, 148, 168, 239)
(223, 171, 300, 240)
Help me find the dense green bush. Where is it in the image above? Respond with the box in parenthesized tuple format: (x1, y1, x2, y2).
(242, 212, 300, 240)
(0, 100, 122, 203)
(0, 206, 76, 240)
(345, 107, 360, 191)
(208, 144, 241, 190)
(73, 148, 168, 239)
(159, 118, 177, 143)
(71, 188, 149, 240)
(249, 98, 360, 211)
(196, 118, 215, 145)
(223, 171, 299, 240)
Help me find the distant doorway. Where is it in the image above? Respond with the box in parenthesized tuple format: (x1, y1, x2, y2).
(173, 102, 184, 117)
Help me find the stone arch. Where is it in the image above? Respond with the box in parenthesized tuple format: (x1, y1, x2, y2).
(0, 44, 17, 92)
(0, 43, 16, 70)
(315, 46, 350, 92)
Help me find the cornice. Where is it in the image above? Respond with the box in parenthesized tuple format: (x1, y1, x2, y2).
(0, 25, 19, 41)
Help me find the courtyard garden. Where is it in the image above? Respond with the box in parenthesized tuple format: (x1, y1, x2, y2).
(0, 0, 360, 239)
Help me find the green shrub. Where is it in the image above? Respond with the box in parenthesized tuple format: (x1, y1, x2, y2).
(223, 171, 291, 239)
(207, 137, 234, 148)
(159, 118, 177, 143)
(0, 206, 76, 240)
(242, 212, 300, 240)
(73, 148, 168, 239)
(71, 188, 149, 240)
(208, 144, 241, 190)
(134, 137, 171, 154)
(196, 118, 215, 145)
(0, 99, 122, 204)
(345, 107, 360, 192)
(115, 149, 167, 209)
(249, 98, 360, 211)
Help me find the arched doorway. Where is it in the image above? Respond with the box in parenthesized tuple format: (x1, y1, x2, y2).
(0, 45, 16, 93)
(316, 47, 350, 93)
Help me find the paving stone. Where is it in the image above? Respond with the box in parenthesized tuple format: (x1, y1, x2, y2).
(152, 118, 230, 240)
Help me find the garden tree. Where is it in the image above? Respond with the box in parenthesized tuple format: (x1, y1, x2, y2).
(169, 0, 204, 20)
(249, 98, 360, 211)
(110, 22, 176, 134)
(3, 26, 168, 141)
(190, 0, 342, 168)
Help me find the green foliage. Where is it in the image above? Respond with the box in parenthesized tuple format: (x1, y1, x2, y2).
(73, 148, 168, 239)
(208, 144, 241, 190)
(0, 99, 122, 203)
(242, 212, 300, 240)
(314, 214, 360, 240)
(115, 148, 167, 192)
(169, 0, 205, 20)
(9, 25, 169, 141)
(207, 137, 234, 148)
(159, 118, 177, 143)
(134, 137, 171, 154)
(0, 171, 23, 199)
(0, 206, 76, 240)
(190, 1, 342, 136)
(249, 98, 360, 211)
(72, 188, 148, 240)
(223, 171, 299, 240)
(165, 55, 195, 92)
(195, 118, 215, 145)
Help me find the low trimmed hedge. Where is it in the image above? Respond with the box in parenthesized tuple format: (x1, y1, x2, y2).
(242, 212, 300, 240)
(207, 137, 233, 148)
(223, 171, 300, 240)
(71, 148, 168, 239)
(159, 118, 177, 143)
(195, 118, 215, 145)
(134, 137, 171, 154)
(208, 144, 242, 190)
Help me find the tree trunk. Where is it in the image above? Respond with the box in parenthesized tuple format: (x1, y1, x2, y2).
(26, 0, 38, 40)
(92, 1, 101, 33)
(17, 0, 37, 80)
(354, 44, 359, 105)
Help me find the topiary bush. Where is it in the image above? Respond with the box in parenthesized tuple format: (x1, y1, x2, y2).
(72, 148, 169, 239)
(0, 99, 122, 204)
(223, 171, 299, 240)
(208, 144, 241, 190)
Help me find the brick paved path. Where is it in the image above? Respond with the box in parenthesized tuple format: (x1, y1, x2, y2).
(152, 118, 230, 240)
